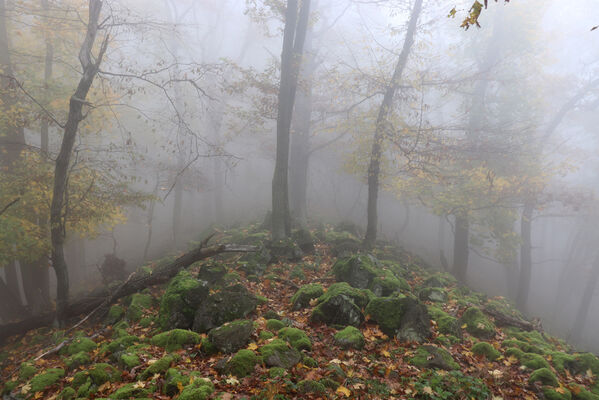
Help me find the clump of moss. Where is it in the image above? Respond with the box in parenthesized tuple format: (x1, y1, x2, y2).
(549, 351, 576, 374)
(472, 342, 501, 361)
(259, 339, 301, 369)
(334, 326, 365, 350)
(29, 368, 65, 392)
(266, 319, 286, 332)
(543, 387, 572, 400)
(291, 283, 324, 310)
(200, 337, 218, 356)
(106, 305, 125, 325)
(409, 346, 459, 370)
(111, 382, 151, 399)
(567, 384, 599, 400)
(63, 336, 97, 355)
(269, 367, 286, 378)
(297, 380, 326, 394)
(319, 282, 373, 308)
(260, 331, 275, 340)
(278, 327, 312, 351)
(303, 356, 318, 368)
(529, 368, 558, 387)
(19, 362, 37, 381)
(88, 363, 121, 385)
(364, 296, 403, 335)
(126, 293, 153, 322)
(460, 307, 495, 339)
(119, 352, 141, 369)
(102, 334, 139, 354)
(150, 329, 201, 351)
(227, 349, 258, 377)
(178, 377, 215, 400)
(139, 354, 178, 380)
(65, 351, 91, 370)
(60, 387, 76, 400)
(1, 380, 18, 395)
(158, 270, 207, 330)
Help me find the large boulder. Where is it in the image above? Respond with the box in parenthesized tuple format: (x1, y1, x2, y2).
(197, 263, 227, 284)
(158, 270, 209, 330)
(332, 255, 408, 296)
(365, 296, 431, 342)
(208, 320, 254, 354)
(259, 339, 302, 369)
(292, 229, 315, 254)
(192, 284, 258, 333)
(311, 294, 364, 327)
(291, 283, 324, 310)
(409, 345, 459, 370)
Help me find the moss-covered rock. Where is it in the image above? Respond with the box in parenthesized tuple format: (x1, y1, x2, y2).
(106, 305, 125, 325)
(460, 307, 495, 339)
(65, 351, 91, 370)
(291, 283, 324, 310)
(278, 327, 312, 351)
(409, 345, 459, 370)
(197, 263, 227, 284)
(199, 337, 218, 356)
(549, 351, 577, 374)
(227, 349, 259, 377)
(472, 342, 501, 361)
(569, 384, 599, 400)
(419, 287, 448, 303)
(365, 296, 431, 342)
(568, 353, 599, 376)
(139, 354, 177, 380)
(192, 283, 258, 333)
(19, 362, 37, 381)
(331, 254, 378, 289)
(178, 377, 215, 400)
(101, 334, 139, 354)
(269, 367, 286, 378)
(266, 319, 286, 332)
(164, 368, 188, 396)
(318, 282, 373, 308)
(158, 270, 209, 330)
(88, 363, 121, 385)
(119, 352, 141, 369)
(334, 326, 365, 349)
(303, 356, 319, 368)
(311, 293, 365, 327)
(126, 293, 153, 322)
(151, 329, 201, 351)
(259, 339, 302, 369)
(259, 330, 275, 340)
(59, 387, 76, 400)
(29, 368, 65, 392)
(63, 336, 97, 355)
(543, 387, 572, 400)
(208, 320, 254, 353)
(529, 368, 558, 386)
(111, 382, 151, 399)
(297, 380, 326, 394)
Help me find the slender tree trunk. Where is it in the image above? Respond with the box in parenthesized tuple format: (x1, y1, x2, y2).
(143, 172, 160, 262)
(569, 254, 599, 344)
(50, 0, 106, 324)
(0, 275, 25, 321)
(453, 213, 469, 283)
(172, 163, 183, 249)
(363, 0, 422, 248)
(271, 0, 311, 240)
(516, 200, 534, 313)
(20, 260, 49, 314)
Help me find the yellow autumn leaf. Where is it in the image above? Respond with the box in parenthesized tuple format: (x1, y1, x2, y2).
(336, 386, 351, 397)
(423, 386, 434, 395)
(381, 350, 391, 357)
(247, 343, 258, 350)
(177, 381, 185, 393)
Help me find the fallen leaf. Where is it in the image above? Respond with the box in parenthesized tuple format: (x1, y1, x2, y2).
(336, 386, 351, 397)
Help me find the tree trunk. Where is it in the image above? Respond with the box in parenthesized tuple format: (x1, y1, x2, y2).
(143, 172, 160, 262)
(50, 0, 106, 325)
(453, 213, 469, 283)
(271, 0, 311, 240)
(363, 0, 422, 248)
(172, 167, 183, 249)
(0, 275, 25, 322)
(568, 254, 599, 344)
(20, 260, 50, 315)
(516, 200, 534, 313)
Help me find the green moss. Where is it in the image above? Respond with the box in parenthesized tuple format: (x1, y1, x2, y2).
(409, 346, 459, 370)
(126, 293, 153, 322)
(364, 297, 403, 335)
(571, 353, 599, 376)
(140, 354, 177, 380)
(139, 316, 153, 328)
(2, 380, 18, 395)
(29, 368, 65, 392)
(72, 371, 88, 387)
(297, 380, 326, 394)
(19, 362, 37, 381)
(269, 367, 286, 378)
(505, 347, 525, 359)
(65, 351, 91, 370)
(502, 338, 544, 355)
(521, 353, 551, 370)
(319, 282, 373, 308)
(228, 349, 258, 377)
(259, 339, 292, 360)
(438, 315, 460, 336)
(178, 377, 215, 400)
(88, 363, 120, 385)
(164, 368, 187, 396)
(76, 377, 95, 398)
(472, 342, 501, 361)
(106, 305, 125, 325)
(334, 326, 365, 349)
(151, 329, 201, 351)
(223, 272, 241, 284)
(111, 382, 151, 399)
(427, 306, 447, 320)
(303, 356, 318, 368)
(549, 351, 577, 374)
(102, 334, 139, 354)
(290, 265, 306, 280)
(278, 327, 312, 351)
(266, 319, 286, 332)
(260, 331, 275, 340)
(569, 384, 599, 400)
(119, 352, 140, 369)
(291, 283, 324, 310)
(60, 387, 76, 400)
(200, 337, 218, 355)
(320, 377, 340, 389)
(256, 295, 268, 304)
(529, 368, 558, 387)
(112, 320, 129, 338)
(543, 388, 572, 400)
(158, 270, 204, 330)
(63, 337, 97, 355)
(460, 307, 495, 339)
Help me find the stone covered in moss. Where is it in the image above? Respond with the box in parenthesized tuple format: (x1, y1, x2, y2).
(227, 349, 259, 377)
(19, 362, 37, 381)
(192, 283, 258, 333)
(278, 327, 312, 351)
(568, 353, 599, 376)
(65, 351, 91, 370)
(365, 296, 431, 342)
(460, 307, 495, 339)
(544, 387, 572, 400)
(208, 320, 254, 353)
(529, 367, 558, 386)
(89, 363, 121, 385)
(311, 293, 365, 327)
(409, 345, 459, 370)
(119, 352, 141, 369)
(549, 351, 577, 374)
(178, 377, 215, 400)
(370, 273, 410, 297)
(102, 334, 139, 354)
(334, 326, 364, 350)
(111, 382, 151, 399)
(568, 384, 599, 400)
(164, 368, 188, 396)
(29, 368, 65, 392)
(63, 336, 97, 355)
(126, 293, 153, 322)
(140, 354, 177, 380)
(260, 339, 302, 369)
(158, 270, 209, 330)
(319, 282, 373, 308)
(60, 387, 76, 400)
(151, 329, 201, 351)
(197, 263, 227, 284)
(105, 305, 125, 325)
(303, 356, 319, 368)
(269, 367, 286, 378)
(297, 379, 326, 394)
(291, 283, 324, 310)
(472, 342, 501, 361)
(419, 287, 448, 303)
(260, 331, 275, 340)
(266, 319, 286, 332)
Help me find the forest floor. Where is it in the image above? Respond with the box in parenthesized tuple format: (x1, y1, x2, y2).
(1, 223, 598, 400)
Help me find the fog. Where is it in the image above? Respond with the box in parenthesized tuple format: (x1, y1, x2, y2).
(1, 0, 599, 352)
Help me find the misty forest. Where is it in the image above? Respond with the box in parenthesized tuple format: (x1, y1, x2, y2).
(1, 0, 599, 399)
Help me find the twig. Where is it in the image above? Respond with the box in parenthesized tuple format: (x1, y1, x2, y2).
(0, 198, 20, 216)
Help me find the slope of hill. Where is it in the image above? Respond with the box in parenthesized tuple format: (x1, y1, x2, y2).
(1, 223, 598, 400)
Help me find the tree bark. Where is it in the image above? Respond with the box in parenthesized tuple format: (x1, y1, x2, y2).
(271, 0, 311, 240)
(50, 0, 106, 325)
(453, 213, 469, 283)
(0, 242, 258, 344)
(363, 0, 422, 249)
(568, 254, 599, 344)
(516, 200, 534, 313)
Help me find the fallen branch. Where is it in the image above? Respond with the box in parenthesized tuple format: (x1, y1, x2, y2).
(482, 306, 536, 332)
(0, 198, 20, 216)
(0, 241, 258, 344)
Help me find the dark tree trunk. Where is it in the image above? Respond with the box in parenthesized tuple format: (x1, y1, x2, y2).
(363, 0, 422, 248)
(516, 200, 534, 313)
(271, 0, 311, 240)
(50, 0, 106, 324)
(569, 254, 599, 344)
(453, 214, 469, 283)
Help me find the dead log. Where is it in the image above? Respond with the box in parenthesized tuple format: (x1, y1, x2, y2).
(0, 242, 258, 344)
(482, 305, 536, 332)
